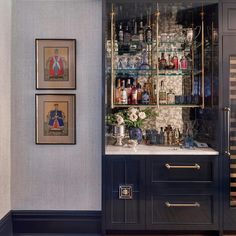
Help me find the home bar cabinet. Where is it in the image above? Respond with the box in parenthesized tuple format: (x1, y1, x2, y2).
(102, 1, 236, 235)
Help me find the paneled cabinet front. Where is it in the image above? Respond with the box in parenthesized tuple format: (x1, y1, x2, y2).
(104, 155, 218, 231)
(146, 156, 218, 230)
(105, 156, 146, 230)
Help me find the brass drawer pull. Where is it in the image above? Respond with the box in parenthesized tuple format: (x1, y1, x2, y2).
(165, 163, 200, 170)
(165, 202, 200, 208)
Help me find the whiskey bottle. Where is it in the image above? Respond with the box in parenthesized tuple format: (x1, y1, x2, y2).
(115, 79, 121, 104)
(120, 81, 128, 104)
(126, 79, 132, 104)
(137, 82, 143, 104)
(118, 23, 124, 43)
(159, 81, 167, 104)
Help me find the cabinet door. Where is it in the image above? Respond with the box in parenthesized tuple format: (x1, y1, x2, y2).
(146, 156, 218, 230)
(105, 156, 145, 230)
(223, 3, 236, 34)
(223, 36, 236, 230)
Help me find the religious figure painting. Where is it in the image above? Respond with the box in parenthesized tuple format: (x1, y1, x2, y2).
(36, 39, 76, 89)
(36, 94, 76, 144)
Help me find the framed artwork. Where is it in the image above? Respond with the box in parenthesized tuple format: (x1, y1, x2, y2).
(35, 39, 76, 89)
(35, 94, 76, 144)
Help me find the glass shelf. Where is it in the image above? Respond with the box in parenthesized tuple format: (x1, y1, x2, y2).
(112, 104, 201, 108)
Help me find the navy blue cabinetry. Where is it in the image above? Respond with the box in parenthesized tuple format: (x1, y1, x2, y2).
(104, 155, 219, 232)
(104, 156, 146, 230)
(146, 156, 219, 230)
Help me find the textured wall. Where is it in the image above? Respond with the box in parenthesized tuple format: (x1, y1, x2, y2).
(11, 0, 102, 210)
(0, 0, 11, 219)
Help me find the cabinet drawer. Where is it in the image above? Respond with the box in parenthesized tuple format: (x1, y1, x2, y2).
(151, 158, 213, 182)
(151, 195, 213, 225)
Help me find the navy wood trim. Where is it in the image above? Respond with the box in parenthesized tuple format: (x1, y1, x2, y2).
(0, 212, 12, 236)
(12, 210, 101, 234)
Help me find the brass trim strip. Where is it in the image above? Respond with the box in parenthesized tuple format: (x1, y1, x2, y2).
(230, 183, 236, 187)
(230, 173, 236, 178)
(230, 164, 236, 169)
(201, 10, 205, 109)
(165, 202, 200, 208)
(110, 4, 115, 109)
(165, 163, 200, 170)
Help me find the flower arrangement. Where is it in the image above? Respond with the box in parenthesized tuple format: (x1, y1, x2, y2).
(106, 107, 157, 129)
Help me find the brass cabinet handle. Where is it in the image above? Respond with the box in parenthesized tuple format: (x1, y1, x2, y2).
(165, 201, 200, 208)
(165, 163, 200, 170)
(224, 107, 231, 157)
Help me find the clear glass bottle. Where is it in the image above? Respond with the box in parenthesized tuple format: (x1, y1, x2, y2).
(159, 81, 167, 104)
(142, 84, 150, 105)
(131, 80, 138, 105)
(167, 89, 175, 104)
(120, 81, 128, 104)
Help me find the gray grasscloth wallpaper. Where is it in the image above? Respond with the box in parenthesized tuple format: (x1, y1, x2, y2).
(0, 0, 11, 218)
(11, 0, 102, 210)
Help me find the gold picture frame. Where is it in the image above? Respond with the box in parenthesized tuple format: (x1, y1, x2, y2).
(35, 94, 76, 144)
(36, 39, 76, 89)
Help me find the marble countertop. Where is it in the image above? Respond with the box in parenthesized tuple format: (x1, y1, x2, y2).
(105, 144, 219, 156)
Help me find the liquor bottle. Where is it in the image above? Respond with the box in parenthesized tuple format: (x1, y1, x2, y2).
(167, 89, 175, 104)
(180, 52, 188, 70)
(145, 24, 152, 43)
(137, 81, 143, 104)
(159, 81, 167, 104)
(124, 25, 131, 45)
(159, 53, 167, 70)
(131, 80, 138, 105)
(171, 52, 179, 70)
(159, 127, 164, 145)
(120, 81, 128, 104)
(115, 79, 121, 104)
(139, 20, 144, 42)
(167, 54, 174, 69)
(164, 129, 168, 145)
(142, 84, 150, 105)
(131, 20, 139, 42)
(126, 79, 132, 104)
(118, 23, 124, 43)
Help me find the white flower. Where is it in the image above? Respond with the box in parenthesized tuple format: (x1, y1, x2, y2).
(116, 115, 124, 125)
(128, 108, 138, 114)
(138, 111, 146, 120)
(129, 113, 138, 122)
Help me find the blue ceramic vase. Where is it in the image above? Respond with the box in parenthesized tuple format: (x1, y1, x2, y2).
(129, 127, 143, 144)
